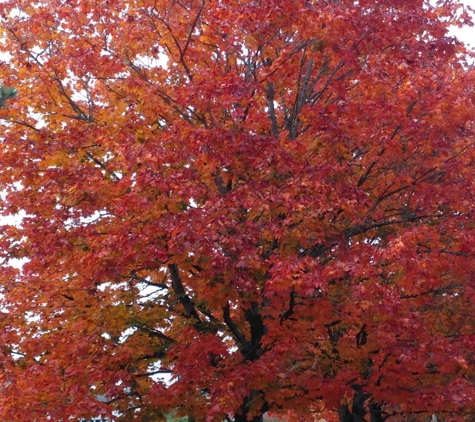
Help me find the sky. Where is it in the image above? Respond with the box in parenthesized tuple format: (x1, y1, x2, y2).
(452, 0, 475, 48)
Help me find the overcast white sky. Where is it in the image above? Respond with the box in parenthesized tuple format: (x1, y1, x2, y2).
(451, 0, 475, 47)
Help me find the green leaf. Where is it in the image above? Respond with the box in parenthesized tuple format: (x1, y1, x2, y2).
(0, 85, 17, 107)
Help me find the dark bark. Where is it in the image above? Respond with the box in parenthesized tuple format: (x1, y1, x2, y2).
(352, 387, 369, 422)
(169, 263, 201, 321)
(243, 301, 266, 361)
(339, 404, 351, 422)
(233, 391, 268, 422)
(265, 81, 279, 138)
(234, 414, 264, 422)
(222, 301, 267, 420)
(338, 388, 388, 422)
(369, 403, 386, 422)
(223, 302, 250, 355)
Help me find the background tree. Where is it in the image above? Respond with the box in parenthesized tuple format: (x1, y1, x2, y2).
(0, 0, 475, 421)
(0, 85, 17, 108)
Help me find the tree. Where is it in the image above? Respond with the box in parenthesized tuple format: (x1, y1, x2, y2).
(0, 85, 17, 108)
(0, 0, 475, 421)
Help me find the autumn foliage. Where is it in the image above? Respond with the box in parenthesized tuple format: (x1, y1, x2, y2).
(1, 0, 475, 421)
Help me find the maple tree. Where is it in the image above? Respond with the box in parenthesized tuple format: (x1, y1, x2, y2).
(1, 0, 475, 421)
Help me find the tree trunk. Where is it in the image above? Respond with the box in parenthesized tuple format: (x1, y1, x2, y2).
(369, 403, 386, 422)
(233, 391, 267, 422)
(233, 415, 264, 422)
(338, 388, 388, 422)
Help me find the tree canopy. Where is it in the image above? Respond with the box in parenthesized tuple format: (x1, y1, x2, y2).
(1, 0, 475, 421)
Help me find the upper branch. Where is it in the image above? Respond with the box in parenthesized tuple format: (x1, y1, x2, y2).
(222, 302, 250, 354)
(168, 264, 201, 321)
(265, 82, 280, 138)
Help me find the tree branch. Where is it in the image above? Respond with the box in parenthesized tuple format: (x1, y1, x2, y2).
(222, 302, 250, 352)
(85, 152, 120, 182)
(169, 264, 200, 321)
(130, 271, 168, 290)
(146, 329, 176, 343)
(265, 82, 279, 138)
(344, 213, 441, 238)
(280, 287, 296, 323)
(135, 369, 172, 377)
